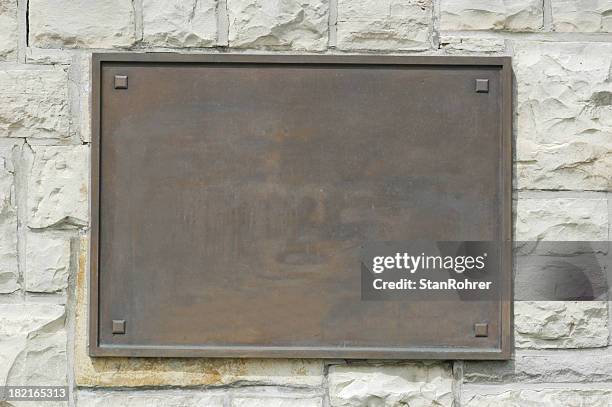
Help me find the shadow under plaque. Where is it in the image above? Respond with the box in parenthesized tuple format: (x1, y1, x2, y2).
(90, 54, 512, 359)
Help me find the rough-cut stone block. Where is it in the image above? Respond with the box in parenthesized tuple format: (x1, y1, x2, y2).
(0, 0, 18, 60)
(143, 0, 217, 47)
(515, 195, 608, 241)
(328, 363, 453, 407)
(78, 55, 92, 143)
(25, 48, 74, 65)
(440, 0, 543, 31)
(29, 0, 136, 48)
(0, 143, 19, 294)
(63, 54, 92, 144)
(77, 390, 225, 406)
(0, 304, 66, 387)
(27, 146, 89, 229)
(228, 0, 328, 50)
(25, 232, 71, 293)
(552, 0, 612, 32)
(337, 0, 431, 51)
(74, 236, 324, 387)
(439, 36, 505, 54)
(233, 397, 322, 407)
(464, 349, 612, 383)
(515, 301, 608, 348)
(463, 388, 612, 406)
(514, 42, 612, 191)
(0, 67, 69, 139)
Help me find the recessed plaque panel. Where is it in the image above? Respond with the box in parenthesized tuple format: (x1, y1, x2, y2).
(91, 54, 512, 359)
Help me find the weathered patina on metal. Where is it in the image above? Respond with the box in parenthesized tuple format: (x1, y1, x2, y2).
(91, 54, 512, 359)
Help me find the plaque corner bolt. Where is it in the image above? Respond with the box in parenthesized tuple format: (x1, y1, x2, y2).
(475, 79, 489, 93)
(474, 322, 488, 337)
(112, 319, 126, 334)
(114, 75, 128, 90)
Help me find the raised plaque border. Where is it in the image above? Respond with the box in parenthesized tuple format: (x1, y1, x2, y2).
(90, 53, 513, 359)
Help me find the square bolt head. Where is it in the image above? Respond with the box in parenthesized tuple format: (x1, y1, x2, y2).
(475, 79, 489, 93)
(112, 319, 126, 334)
(114, 75, 128, 89)
(474, 322, 488, 337)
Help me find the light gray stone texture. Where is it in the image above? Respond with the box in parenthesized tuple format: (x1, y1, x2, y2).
(336, 0, 431, 51)
(25, 231, 71, 293)
(29, 0, 136, 48)
(515, 195, 608, 241)
(0, 0, 17, 60)
(552, 0, 612, 32)
(143, 0, 218, 47)
(463, 387, 612, 406)
(0, 67, 69, 139)
(440, 0, 543, 31)
(515, 301, 608, 348)
(464, 349, 612, 383)
(328, 363, 453, 407)
(439, 36, 505, 53)
(0, 304, 66, 387)
(228, 0, 328, 50)
(27, 146, 89, 229)
(77, 390, 226, 406)
(514, 42, 612, 191)
(68, 54, 92, 144)
(0, 143, 19, 294)
(232, 396, 322, 407)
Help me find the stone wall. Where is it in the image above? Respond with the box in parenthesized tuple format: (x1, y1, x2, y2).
(0, 0, 611, 405)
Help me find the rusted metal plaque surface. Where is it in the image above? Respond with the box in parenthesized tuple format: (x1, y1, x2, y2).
(91, 54, 512, 359)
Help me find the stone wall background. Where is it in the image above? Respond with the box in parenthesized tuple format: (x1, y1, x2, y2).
(0, 0, 611, 405)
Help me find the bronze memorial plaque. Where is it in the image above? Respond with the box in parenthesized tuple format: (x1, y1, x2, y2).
(91, 54, 512, 359)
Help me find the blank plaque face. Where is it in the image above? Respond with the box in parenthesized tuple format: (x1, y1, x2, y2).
(91, 54, 512, 359)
